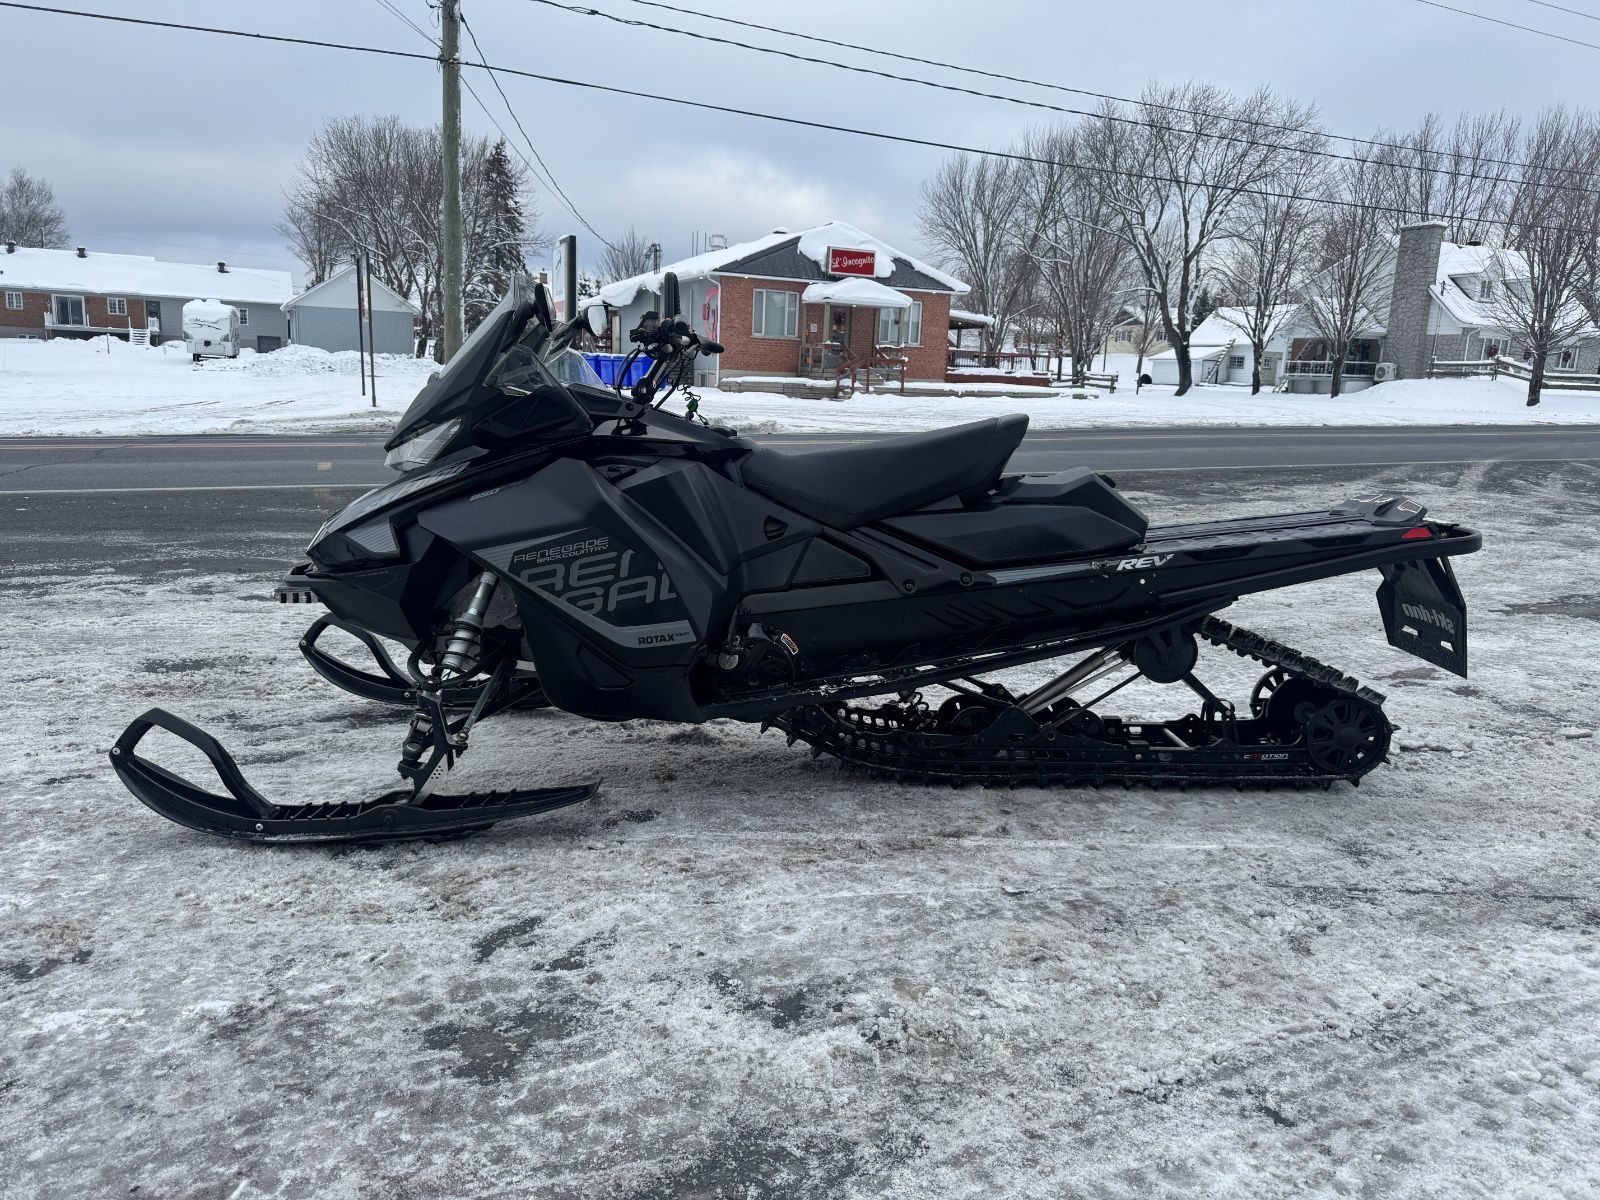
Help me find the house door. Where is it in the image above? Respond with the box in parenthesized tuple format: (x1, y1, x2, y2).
(52, 295, 85, 327)
(255, 335, 283, 352)
(145, 299, 162, 334)
(828, 305, 850, 343)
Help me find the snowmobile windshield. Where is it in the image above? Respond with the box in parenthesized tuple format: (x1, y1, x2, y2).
(384, 277, 587, 452)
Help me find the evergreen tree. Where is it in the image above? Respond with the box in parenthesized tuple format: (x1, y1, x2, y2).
(466, 139, 532, 333)
(1192, 285, 1217, 327)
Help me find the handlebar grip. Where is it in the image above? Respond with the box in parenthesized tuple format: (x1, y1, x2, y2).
(700, 340, 724, 355)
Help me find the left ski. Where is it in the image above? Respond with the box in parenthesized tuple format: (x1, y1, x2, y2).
(110, 708, 594, 845)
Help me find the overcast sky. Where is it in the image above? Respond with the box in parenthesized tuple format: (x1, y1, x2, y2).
(4, 0, 1592, 282)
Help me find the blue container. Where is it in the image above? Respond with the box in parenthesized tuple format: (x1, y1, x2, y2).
(583, 353, 650, 388)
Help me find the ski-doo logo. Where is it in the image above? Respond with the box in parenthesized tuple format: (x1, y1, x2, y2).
(509, 536, 610, 571)
(519, 546, 677, 617)
(1117, 554, 1174, 572)
(1400, 602, 1456, 636)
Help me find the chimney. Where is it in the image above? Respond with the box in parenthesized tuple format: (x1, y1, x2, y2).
(1383, 220, 1446, 382)
(76, 245, 87, 258)
(217, 260, 228, 273)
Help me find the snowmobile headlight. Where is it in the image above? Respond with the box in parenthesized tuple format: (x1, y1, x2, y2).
(385, 419, 462, 473)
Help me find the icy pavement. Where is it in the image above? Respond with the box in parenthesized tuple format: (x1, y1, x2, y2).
(2, 462, 1598, 1198)
(4, 339, 1600, 437)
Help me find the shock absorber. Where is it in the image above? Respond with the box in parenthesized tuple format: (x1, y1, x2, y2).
(437, 571, 499, 679)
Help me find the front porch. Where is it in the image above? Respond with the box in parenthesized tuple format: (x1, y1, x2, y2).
(1280, 337, 1382, 393)
(794, 277, 913, 395)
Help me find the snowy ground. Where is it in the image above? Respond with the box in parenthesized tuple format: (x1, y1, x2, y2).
(4, 340, 1600, 436)
(2, 463, 1599, 1198)
(0, 337, 429, 436)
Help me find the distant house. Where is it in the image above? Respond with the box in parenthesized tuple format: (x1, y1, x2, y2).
(0, 243, 292, 351)
(282, 264, 420, 356)
(1104, 306, 1169, 358)
(1146, 307, 1298, 387)
(593, 221, 969, 385)
(1278, 221, 1599, 392)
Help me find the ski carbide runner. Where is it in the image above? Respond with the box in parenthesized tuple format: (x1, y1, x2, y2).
(770, 616, 1392, 789)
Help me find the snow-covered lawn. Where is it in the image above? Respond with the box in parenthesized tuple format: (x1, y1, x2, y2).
(0, 337, 426, 435)
(3, 461, 1597, 1197)
(3, 339, 1599, 436)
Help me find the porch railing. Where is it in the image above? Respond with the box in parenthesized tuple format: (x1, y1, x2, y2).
(1283, 360, 1377, 378)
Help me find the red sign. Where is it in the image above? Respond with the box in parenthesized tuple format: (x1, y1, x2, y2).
(827, 247, 877, 276)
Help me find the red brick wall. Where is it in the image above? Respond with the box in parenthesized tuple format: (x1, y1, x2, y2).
(0, 289, 50, 332)
(715, 275, 808, 376)
(715, 274, 955, 380)
(899, 291, 951, 381)
(0, 289, 147, 334)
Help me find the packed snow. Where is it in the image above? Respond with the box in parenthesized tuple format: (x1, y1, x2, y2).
(3, 339, 1600, 437)
(2, 460, 1597, 1197)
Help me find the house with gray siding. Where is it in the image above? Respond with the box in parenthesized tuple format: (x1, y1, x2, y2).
(282, 264, 419, 355)
(0, 243, 292, 350)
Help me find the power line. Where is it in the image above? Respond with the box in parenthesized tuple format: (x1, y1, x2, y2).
(458, 7, 611, 247)
(606, 0, 1585, 182)
(1515, 0, 1600, 23)
(367, 0, 605, 245)
(1413, 0, 1600, 48)
(520, 0, 1600, 203)
(2, 1, 1591, 237)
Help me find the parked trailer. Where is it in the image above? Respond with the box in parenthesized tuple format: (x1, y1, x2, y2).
(183, 299, 240, 362)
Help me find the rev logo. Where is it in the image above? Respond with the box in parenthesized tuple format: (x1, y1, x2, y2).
(1117, 554, 1174, 572)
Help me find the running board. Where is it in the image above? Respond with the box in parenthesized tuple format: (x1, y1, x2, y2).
(110, 709, 595, 845)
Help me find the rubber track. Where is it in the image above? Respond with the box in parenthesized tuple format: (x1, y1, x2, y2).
(771, 616, 1391, 789)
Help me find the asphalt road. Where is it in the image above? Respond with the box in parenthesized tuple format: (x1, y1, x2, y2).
(1, 424, 1598, 493)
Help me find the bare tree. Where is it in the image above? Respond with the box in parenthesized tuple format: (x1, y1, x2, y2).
(601, 227, 656, 281)
(1295, 160, 1393, 398)
(1021, 125, 1132, 384)
(280, 116, 540, 355)
(0, 166, 69, 248)
(1367, 112, 1521, 244)
(1479, 109, 1600, 407)
(1079, 82, 1323, 395)
(918, 152, 1037, 358)
(1213, 177, 1319, 394)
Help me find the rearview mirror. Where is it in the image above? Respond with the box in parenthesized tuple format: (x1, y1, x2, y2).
(585, 304, 608, 337)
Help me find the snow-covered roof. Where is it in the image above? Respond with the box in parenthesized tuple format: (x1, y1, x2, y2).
(0, 246, 293, 305)
(949, 308, 994, 326)
(1191, 305, 1300, 346)
(800, 277, 911, 309)
(283, 264, 421, 314)
(595, 220, 968, 308)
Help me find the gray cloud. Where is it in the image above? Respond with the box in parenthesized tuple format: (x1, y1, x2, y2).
(5, 0, 1593, 282)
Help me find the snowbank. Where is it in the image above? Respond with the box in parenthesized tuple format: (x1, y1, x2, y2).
(0, 336, 432, 435)
(2, 339, 1597, 437)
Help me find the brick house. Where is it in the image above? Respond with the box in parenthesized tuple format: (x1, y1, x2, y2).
(593, 221, 968, 386)
(0, 243, 293, 351)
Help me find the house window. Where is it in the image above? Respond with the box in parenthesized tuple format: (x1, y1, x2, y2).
(1559, 348, 1575, 369)
(107, 297, 128, 316)
(1483, 339, 1502, 359)
(51, 295, 86, 326)
(4, 290, 22, 310)
(752, 289, 798, 339)
(877, 301, 923, 346)
(1478, 279, 1494, 300)
(1229, 354, 1246, 370)
(235, 306, 250, 326)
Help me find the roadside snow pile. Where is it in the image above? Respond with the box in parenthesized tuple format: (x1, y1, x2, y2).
(4, 337, 1599, 436)
(0, 336, 432, 435)
(698, 374, 1600, 433)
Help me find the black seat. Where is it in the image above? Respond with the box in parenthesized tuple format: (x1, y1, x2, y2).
(741, 415, 1028, 529)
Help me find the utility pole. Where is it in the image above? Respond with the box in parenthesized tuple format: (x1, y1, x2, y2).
(440, 0, 464, 361)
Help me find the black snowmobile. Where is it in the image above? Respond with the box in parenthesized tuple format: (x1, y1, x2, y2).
(111, 274, 1482, 844)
